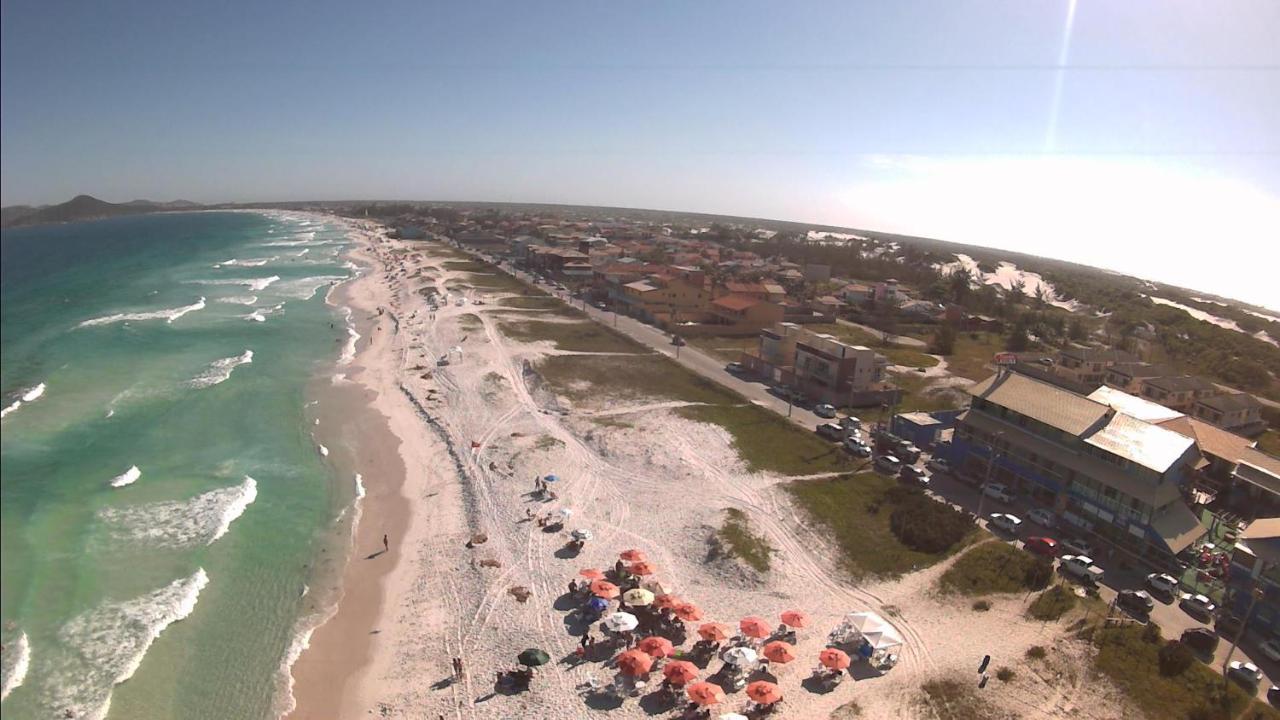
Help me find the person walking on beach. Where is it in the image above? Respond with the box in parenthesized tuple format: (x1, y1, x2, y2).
(452, 657, 464, 679)
(382, 534, 389, 553)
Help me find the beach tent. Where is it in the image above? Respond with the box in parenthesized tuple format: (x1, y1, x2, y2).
(839, 611, 904, 651)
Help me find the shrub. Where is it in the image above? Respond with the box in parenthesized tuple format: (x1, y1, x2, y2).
(887, 487, 976, 554)
(1023, 556, 1054, 591)
(972, 600, 991, 612)
(1157, 640, 1194, 677)
(941, 542, 1048, 595)
(1027, 585, 1077, 621)
(1026, 645, 1047, 660)
(1143, 622, 1164, 645)
(996, 667, 1016, 682)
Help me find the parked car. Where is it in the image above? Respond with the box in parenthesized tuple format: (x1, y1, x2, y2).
(1059, 538, 1094, 557)
(874, 455, 903, 474)
(900, 465, 931, 487)
(926, 458, 953, 476)
(1228, 661, 1263, 690)
(1059, 555, 1104, 585)
(817, 423, 844, 441)
(982, 483, 1014, 503)
(725, 362, 746, 375)
(1180, 593, 1217, 620)
(989, 513, 1022, 535)
(1117, 590, 1154, 616)
(1024, 536, 1058, 557)
(1216, 614, 1244, 639)
(896, 443, 922, 464)
(810, 403, 836, 418)
(1027, 508, 1056, 528)
(1269, 685, 1280, 709)
(844, 438, 872, 457)
(1145, 573, 1179, 597)
(1182, 627, 1220, 656)
(594, 301, 608, 310)
(1260, 640, 1280, 663)
(840, 416, 862, 431)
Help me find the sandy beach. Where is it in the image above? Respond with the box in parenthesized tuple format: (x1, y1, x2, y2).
(286, 227, 1135, 720)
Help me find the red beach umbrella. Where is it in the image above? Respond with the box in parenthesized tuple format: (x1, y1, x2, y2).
(739, 616, 771, 639)
(579, 568, 605, 580)
(653, 594, 683, 610)
(780, 609, 809, 628)
(616, 649, 654, 676)
(674, 603, 704, 622)
(628, 561, 657, 576)
(761, 641, 797, 664)
(746, 680, 783, 705)
(697, 622, 731, 642)
(637, 636, 676, 658)
(662, 660, 699, 685)
(590, 580, 620, 599)
(819, 648, 851, 670)
(619, 549, 647, 562)
(686, 681, 727, 706)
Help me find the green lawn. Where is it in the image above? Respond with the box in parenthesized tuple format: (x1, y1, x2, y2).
(717, 508, 775, 572)
(939, 541, 1049, 596)
(945, 332, 1008, 381)
(1092, 625, 1279, 720)
(535, 354, 741, 406)
(496, 320, 649, 353)
(785, 472, 976, 578)
(498, 295, 570, 310)
(686, 335, 759, 363)
(677, 404, 855, 475)
(1026, 584, 1078, 621)
(442, 259, 487, 272)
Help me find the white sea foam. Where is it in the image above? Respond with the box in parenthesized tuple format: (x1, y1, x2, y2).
(0, 631, 30, 701)
(98, 476, 257, 548)
(193, 276, 280, 292)
(338, 306, 360, 365)
(109, 466, 141, 488)
(41, 569, 207, 720)
(78, 298, 206, 328)
(219, 257, 275, 267)
(189, 350, 254, 389)
(275, 275, 348, 300)
(218, 295, 259, 305)
(318, 444, 329, 457)
(1, 382, 47, 419)
(294, 249, 310, 256)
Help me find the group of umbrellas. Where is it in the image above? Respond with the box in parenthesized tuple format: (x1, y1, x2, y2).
(561, 549, 855, 710)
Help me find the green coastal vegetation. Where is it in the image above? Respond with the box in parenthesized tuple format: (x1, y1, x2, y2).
(716, 508, 775, 572)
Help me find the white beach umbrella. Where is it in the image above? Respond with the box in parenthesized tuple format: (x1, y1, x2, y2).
(603, 612, 639, 633)
(571, 528, 592, 541)
(642, 579, 675, 596)
(558, 508, 574, 519)
(719, 714, 750, 720)
(721, 646, 758, 666)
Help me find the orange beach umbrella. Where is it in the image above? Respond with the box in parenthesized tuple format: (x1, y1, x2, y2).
(761, 640, 797, 664)
(616, 648, 654, 676)
(780, 609, 809, 628)
(739, 616, 771, 639)
(674, 603, 704, 622)
(590, 579, 620, 599)
(662, 660, 699, 685)
(653, 594, 683, 610)
(637, 636, 676, 658)
(619, 549, 647, 562)
(818, 648, 851, 670)
(746, 680, 783, 705)
(628, 561, 657, 576)
(686, 681, 727, 706)
(579, 568, 605, 580)
(697, 622, 731, 642)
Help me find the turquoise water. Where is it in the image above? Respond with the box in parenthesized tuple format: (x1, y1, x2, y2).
(0, 212, 354, 719)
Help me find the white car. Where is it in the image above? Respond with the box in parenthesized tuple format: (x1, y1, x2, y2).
(1228, 661, 1263, 689)
(1060, 555, 1104, 585)
(1027, 508, 1056, 528)
(926, 458, 953, 476)
(1145, 573, 1179, 596)
(1180, 593, 1217, 620)
(874, 455, 903, 473)
(989, 513, 1022, 535)
(1260, 640, 1280, 663)
(982, 483, 1014, 503)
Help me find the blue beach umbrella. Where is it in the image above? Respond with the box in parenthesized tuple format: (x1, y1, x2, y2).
(544, 474, 560, 483)
(588, 597, 609, 612)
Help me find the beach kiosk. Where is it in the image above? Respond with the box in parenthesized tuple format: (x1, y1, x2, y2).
(829, 611, 903, 670)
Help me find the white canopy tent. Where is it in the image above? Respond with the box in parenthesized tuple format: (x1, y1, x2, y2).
(830, 611, 904, 669)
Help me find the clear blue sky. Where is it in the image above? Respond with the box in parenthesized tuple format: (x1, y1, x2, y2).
(3, 1, 1278, 307)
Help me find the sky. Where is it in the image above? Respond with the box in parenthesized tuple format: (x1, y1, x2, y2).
(2, 0, 1278, 308)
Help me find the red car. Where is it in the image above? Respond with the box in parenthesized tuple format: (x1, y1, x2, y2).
(1025, 537, 1058, 557)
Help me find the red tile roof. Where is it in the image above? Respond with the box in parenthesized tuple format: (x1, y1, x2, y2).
(713, 294, 761, 311)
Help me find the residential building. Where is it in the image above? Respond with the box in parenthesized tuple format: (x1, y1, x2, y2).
(842, 283, 873, 306)
(1103, 362, 1170, 393)
(1055, 348, 1136, 387)
(1231, 449, 1280, 518)
(454, 229, 507, 247)
(1191, 393, 1265, 435)
(616, 267, 710, 324)
(740, 323, 893, 405)
(1139, 375, 1218, 412)
(1226, 518, 1280, 637)
(952, 371, 1204, 563)
(707, 294, 784, 334)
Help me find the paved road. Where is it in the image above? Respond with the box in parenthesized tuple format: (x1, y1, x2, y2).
(471, 250, 1278, 700)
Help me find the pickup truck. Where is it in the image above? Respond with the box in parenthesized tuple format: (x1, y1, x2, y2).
(1059, 555, 1104, 586)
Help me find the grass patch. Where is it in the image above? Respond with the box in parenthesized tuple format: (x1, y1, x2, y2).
(532, 434, 564, 451)
(916, 679, 1015, 720)
(443, 259, 487, 272)
(972, 599, 991, 612)
(1026, 645, 1047, 660)
(1258, 429, 1280, 456)
(497, 320, 648, 353)
(785, 473, 975, 578)
(944, 332, 1008, 381)
(536, 355, 742, 406)
(677, 404, 854, 475)
(590, 416, 635, 429)
(1028, 584, 1078, 621)
(940, 541, 1053, 596)
(717, 508, 775, 572)
(1092, 624, 1279, 720)
(686, 335, 760, 363)
(458, 313, 482, 330)
(499, 295, 568, 310)
(995, 667, 1015, 682)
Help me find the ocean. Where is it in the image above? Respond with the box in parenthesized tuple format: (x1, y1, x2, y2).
(0, 211, 358, 719)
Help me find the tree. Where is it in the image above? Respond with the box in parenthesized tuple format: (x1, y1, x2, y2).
(1006, 317, 1031, 352)
(872, 301, 899, 344)
(949, 268, 973, 304)
(1068, 317, 1088, 342)
(930, 323, 957, 355)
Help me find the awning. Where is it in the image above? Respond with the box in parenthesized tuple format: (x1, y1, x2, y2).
(1151, 503, 1207, 555)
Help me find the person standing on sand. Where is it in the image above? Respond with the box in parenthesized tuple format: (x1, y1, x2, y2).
(452, 657, 464, 679)
(382, 534, 389, 552)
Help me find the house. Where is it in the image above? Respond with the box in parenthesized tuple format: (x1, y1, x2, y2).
(842, 283, 873, 306)
(740, 323, 894, 406)
(616, 267, 710, 324)
(723, 281, 786, 302)
(1191, 393, 1265, 435)
(1225, 518, 1280, 638)
(1055, 348, 1136, 387)
(1103, 362, 1171, 393)
(1139, 375, 1218, 413)
(951, 371, 1205, 564)
(708, 294, 784, 334)
(454, 229, 507, 247)
(1231, 449, 1280, 517)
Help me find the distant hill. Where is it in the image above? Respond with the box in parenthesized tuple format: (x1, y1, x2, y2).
(0, 195, 204, 228)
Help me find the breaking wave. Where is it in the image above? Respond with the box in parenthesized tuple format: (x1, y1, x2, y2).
(1, 382, 46, 419)
(217, 295, 258, 305)
(193, 276, 280, 292)
(0, 630, 30, 701)
(274, 275, 348, 300)
(97, 476, 258, 548)
(78, 298, 206, 328)
(217, 257, 275, 267)
(109, 466, 141, 488)
(189, 350, 254, 389)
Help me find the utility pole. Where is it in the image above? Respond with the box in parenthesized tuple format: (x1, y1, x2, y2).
(1223, 585, 1266, 692)
(977, 431, 1004, 521)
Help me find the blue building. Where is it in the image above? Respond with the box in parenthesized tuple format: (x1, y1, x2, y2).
(1227, 519, 1280, 638)
(953, 371, 1206, 565)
